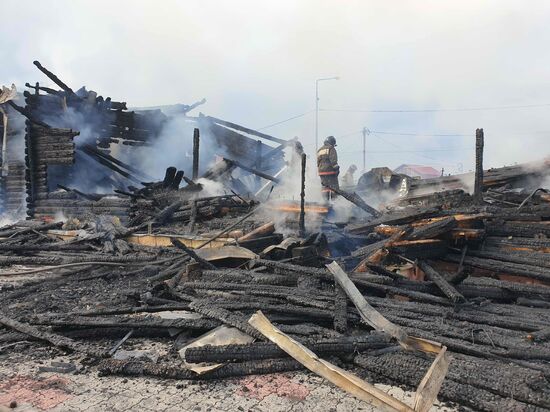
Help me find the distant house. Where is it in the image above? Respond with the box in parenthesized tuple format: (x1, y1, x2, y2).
(394, 164, 440, 179)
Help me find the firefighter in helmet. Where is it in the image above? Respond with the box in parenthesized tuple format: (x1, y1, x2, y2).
(317, 135, 339, 200)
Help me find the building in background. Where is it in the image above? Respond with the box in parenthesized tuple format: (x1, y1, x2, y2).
(394, 164, 440, 179)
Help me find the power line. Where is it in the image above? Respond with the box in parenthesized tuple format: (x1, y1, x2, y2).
(257, 110, 314, 130)
(337, 129, 470, 139)
(338, 128, 550, 139)
(320, 102, 550, 113)
(340, 148, 473, 154)
(350, 131, 460, 164)
(338, 129, 363, 138)
(372, 130, 470, 137)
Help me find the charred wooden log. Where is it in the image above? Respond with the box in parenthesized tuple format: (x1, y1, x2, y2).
(444, 254, 550, 283)
(98, 358, 302, 380)
(417, 261, 466, 304)
(486, 220, 550, 238)
(188, 300, 264, 339)
(333, 285, 348, 333)
(408, 217, 458, 240)
(0, 314, 106, 358)
(33, 315, 219, 331)
(355, 351, 550, 411)
(324, 184, 381, 217)
(184, 334, 391, 363)
(170, 238, 216, 269)
(346, 207, 440, 235)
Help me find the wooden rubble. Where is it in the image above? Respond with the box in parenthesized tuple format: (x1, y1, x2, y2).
(1, 180, 550, 411)
(2, 62, 550, 411)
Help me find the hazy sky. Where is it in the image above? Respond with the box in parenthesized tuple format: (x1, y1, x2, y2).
(2, 0, 550, 174)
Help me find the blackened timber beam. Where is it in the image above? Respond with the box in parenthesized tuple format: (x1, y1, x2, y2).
(170, 238, 216, 269)
(323, 184, 380, 217)
(6, 101, 50, 128)
(224, 158, 281, 183)
(33, 60, 76, 96)
(206, 116, 287, 145)
(184, 335, 391, 363)
(82, 144, 153, 181)
(417, 261, 466, 304)
(79, 146, 142, 184)
(408, 217, 458, 241)
(0, 314, 106, 358)
(57, 184, 102, 201)
(98, 358, 302, 380)
(24, 82, 61, 96)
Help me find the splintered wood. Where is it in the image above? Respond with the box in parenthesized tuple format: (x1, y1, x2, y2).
(326, 262, 450, 410)
(249, 311, 414, 412)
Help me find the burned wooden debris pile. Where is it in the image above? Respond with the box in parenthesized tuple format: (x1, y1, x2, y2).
(1, 62, 550, 410)
(1, 181, 550, 411)
(0, 62, 286, 223)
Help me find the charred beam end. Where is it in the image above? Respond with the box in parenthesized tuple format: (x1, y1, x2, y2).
(474, 128, 484, 204)
(162, 166, 177, 188)
(206, 115, 287, 145)
(171, 170, 184, 190)
(417, 261, 466, 304)
(192, 128, 200, 180)
(33, 60, 75, 96)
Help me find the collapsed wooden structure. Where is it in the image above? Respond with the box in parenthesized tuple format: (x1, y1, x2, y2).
(0, 61, 287, 221)
(1, 61, 550, 411)
(1, 175, 550, 410)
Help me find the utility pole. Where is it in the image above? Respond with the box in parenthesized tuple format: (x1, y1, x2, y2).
(361, 127, 368, 172)
(315, 77, 339, 152)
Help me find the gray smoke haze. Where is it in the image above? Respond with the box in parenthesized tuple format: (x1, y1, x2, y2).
(2, 0, 550, 176)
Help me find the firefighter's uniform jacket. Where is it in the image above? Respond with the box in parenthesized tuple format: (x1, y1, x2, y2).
(317, 143, 339, 195)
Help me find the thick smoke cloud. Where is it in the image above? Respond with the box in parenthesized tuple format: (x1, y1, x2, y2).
(1, 0, 550, 176)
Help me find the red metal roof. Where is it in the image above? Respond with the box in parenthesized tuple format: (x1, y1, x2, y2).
(394, 164, 440, 178)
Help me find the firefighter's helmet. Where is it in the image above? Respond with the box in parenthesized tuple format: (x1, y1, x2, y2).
(325, 136, 337, 146)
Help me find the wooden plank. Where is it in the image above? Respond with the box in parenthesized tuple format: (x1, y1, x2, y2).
(327, 261, 442, 354)
(46, 230, 233, 248)
(248, 311, 414, 412)
(327, 261, 408, 343)
(413, 347, 451, 412)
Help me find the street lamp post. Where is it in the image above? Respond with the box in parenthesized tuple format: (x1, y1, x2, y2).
(315, 76, 339, 152)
